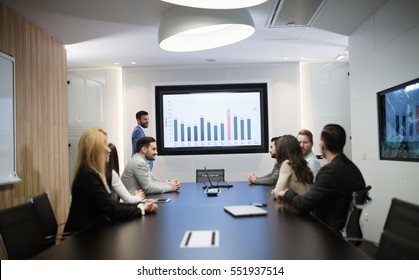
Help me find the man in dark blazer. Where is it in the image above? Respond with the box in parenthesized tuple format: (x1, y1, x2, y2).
(276, 124, 366, 232)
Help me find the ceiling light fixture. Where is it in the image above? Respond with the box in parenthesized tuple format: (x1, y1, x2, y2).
(160, 0, 268, 9)
(158, 6, 255, 52)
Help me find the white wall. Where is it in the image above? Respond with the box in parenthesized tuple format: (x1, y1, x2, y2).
(123, 64, 301, 182)
(349, 0, 419, 242)
(300, 62, 350, 158)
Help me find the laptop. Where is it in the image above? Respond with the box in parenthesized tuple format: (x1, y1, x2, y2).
(224, 205, 267, 217)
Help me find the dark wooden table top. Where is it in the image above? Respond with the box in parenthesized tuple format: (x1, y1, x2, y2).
(33, 182, 369, 260)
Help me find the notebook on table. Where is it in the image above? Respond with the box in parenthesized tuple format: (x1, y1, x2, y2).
(224, 205, 267, 217)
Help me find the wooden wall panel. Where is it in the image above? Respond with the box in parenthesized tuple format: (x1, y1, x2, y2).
(0, 2, 69, 258)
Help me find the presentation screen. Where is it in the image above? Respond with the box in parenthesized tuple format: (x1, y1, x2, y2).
(377, 77, 419, 162)
(155, 83, 269, 155)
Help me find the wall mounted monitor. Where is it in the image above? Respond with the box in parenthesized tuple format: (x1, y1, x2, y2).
(377, 77, 419, 162)
(155, 83, 269, 155)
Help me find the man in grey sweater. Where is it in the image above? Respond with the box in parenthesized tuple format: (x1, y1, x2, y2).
(121, 137, 181, 194)
(247, 136, 280, 186)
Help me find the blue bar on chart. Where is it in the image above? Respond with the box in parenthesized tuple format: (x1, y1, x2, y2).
(180, 123, 185, 142)
(221, 123, 225, 141)
(240, 118, 245, 140)
(200, 117, 205, 141)
(233, 115, 238, 140)
(247, 118, 251, 140)
(194, 125, 198, 141)
(214, 125, 218, 141)
(207, 121, 211, 141)
(187, 126, 191, 141)
(174, 119, 178, 142)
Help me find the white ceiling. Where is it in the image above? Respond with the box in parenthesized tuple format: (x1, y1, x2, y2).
(2, 0, 389, 68)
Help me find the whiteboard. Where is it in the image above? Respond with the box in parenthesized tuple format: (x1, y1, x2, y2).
(0, 51, 21, 185)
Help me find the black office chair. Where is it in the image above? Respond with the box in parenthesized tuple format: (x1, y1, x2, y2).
(0, 202, 46, 259)
(29, 192, 73, 247)
(376, 198, 419, 259)
(342, 185, 378, 247)
(196, 169, 225, 184)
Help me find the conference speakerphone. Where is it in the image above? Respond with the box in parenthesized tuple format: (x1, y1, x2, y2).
(201, 167, 234, 196)
(204, 188, 220, 196)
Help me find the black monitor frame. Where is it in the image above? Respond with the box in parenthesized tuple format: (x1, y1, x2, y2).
(155, 83, 269, 156)
(377, 77, 419, 162)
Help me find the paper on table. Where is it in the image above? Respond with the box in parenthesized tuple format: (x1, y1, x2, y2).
(180, 230, 219, 248)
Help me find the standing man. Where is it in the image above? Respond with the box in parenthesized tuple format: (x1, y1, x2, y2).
(247, 136, 280, 186)
(277, 124, 366, 233)
(122, 137, 181, 194)
(132, 110, 153, 170)
(297, 129, 321, 178)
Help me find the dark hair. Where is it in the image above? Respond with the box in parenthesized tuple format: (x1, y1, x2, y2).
(321, 124, 346, 154)
(297, 129, 314, 143)
(136, 110, 148, 120)
(136, 136, 156, 153)
(270, 136, 280, 143)
(275, 135, 314, 184)
(105, 143, 120, 188)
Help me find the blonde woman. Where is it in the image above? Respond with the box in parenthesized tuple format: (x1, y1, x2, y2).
(64, 128, 157, 233)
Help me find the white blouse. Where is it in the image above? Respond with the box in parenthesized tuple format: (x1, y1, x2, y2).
(111, 170, 142, 204)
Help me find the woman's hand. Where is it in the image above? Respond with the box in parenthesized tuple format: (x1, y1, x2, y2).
(134, 189, 145, 200)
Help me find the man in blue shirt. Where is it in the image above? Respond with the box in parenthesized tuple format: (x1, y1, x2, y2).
(131, 110, 153, 170)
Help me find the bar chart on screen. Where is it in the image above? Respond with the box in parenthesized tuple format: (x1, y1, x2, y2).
(163, 92, 262, 148)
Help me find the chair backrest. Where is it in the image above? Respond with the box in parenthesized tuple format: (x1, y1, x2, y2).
(196, 169, 225, 183)
(0, 202, 46, 259)
(377, 198, 419, 259)
(342, 185, 372, 244)
(29, 192, 58, 246)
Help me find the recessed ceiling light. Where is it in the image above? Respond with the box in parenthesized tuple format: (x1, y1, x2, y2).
(160, 0, 268, 9)
(131, 62, 137, 65)
(114, 62, 119, 65)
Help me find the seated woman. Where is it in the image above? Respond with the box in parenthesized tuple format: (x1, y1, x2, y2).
(64, 128, 157, 233)
(106, 143, 145, 204)
(271, 135, 314, 201)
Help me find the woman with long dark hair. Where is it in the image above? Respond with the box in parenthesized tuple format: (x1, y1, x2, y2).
(271, 135, 313, 201)
(106, 143, 145, 203)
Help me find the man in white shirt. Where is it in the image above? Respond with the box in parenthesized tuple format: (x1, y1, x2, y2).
(121, 137, 181, 194)
(297, 129, 321, 178)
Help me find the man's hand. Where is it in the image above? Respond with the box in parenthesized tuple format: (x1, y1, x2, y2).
(169, 179, 181, 192)
(247, 172, 256, 183)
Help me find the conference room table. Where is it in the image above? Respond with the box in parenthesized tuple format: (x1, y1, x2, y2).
(33, 182, 369, 259)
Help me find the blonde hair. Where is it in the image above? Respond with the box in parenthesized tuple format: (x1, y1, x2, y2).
(73, 128, 111, 193)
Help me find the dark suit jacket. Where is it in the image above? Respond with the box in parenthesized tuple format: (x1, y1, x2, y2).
(64, 164, 142, 233)
(284, 153, 366, 231)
